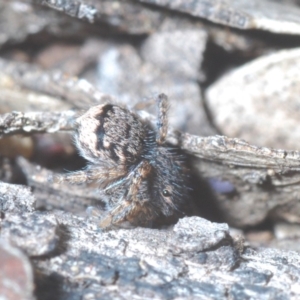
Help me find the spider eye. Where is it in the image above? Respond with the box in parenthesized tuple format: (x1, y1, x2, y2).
(162, 189, 171, 197)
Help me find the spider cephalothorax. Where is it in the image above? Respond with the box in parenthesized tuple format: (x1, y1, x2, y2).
(59, 94, 189, 229)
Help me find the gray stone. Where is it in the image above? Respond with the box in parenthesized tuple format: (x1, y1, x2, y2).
(206, 48, 300, 150)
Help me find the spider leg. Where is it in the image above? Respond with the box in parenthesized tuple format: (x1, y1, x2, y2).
(103, 175, 131, 192)
(99, 199, 154, 229)
(99, 161, 153, 229)
(155, 93, 169, 145)
(54, 165, 126, 186)
(54, 170, 89, 184)
(99, 201, 136, 229)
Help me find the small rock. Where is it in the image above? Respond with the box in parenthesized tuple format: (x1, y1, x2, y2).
(172, 217, 229, 252)
(206, 48, 300, 150)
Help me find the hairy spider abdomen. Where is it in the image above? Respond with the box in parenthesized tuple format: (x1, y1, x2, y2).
(75, 104, 148, 166)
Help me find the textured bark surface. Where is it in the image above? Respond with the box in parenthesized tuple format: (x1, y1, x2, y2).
(31, 0, 300, 34)
(2, 206, 300, 299)
(137, 0, 300, 34)
(0, 110, 75, 136)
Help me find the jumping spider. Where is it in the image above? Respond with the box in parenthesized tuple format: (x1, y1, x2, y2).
(58, 94, 189, 229)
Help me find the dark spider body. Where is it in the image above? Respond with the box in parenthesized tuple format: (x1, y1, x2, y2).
(60, 94, 189, 228)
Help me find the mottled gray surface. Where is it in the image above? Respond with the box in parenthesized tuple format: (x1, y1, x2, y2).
(0, 182, 35, 213)
(0, 110, 75, 136)
(1, 212, 59, 257)
(206, 47, 300, 150)
(2, 210, 300, 299)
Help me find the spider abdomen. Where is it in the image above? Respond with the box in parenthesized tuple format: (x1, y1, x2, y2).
(75, 104, 147, 166)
